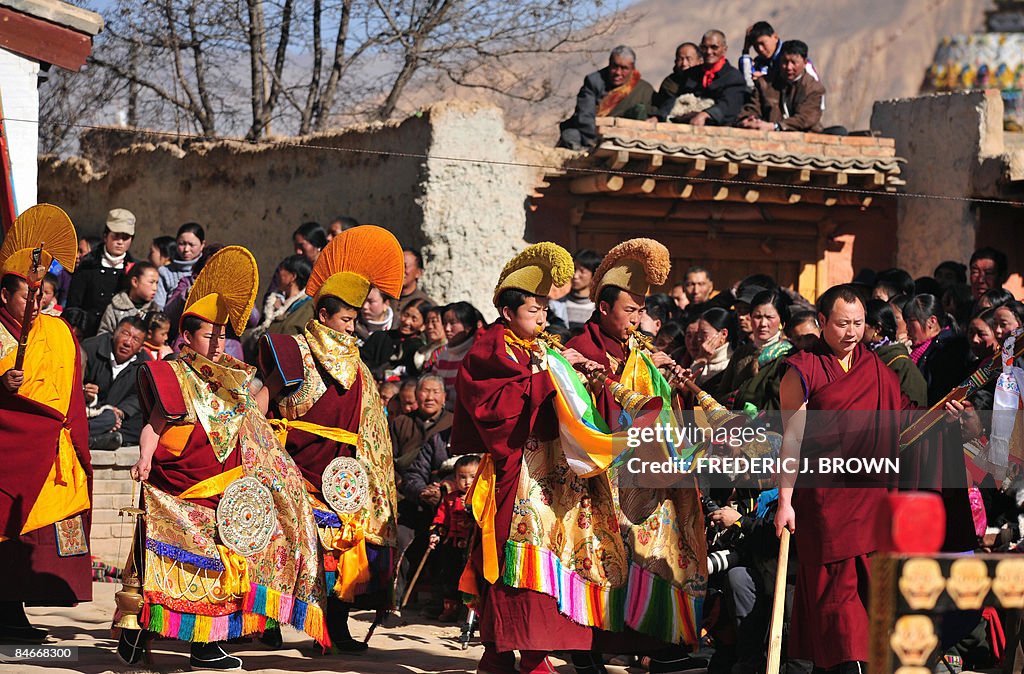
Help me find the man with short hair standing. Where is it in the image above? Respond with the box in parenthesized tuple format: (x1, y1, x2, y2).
(66, 208, 137, 337)
(392, 248, 435, 318)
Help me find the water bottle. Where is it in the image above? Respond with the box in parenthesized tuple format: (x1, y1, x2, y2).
(740, 54, 755, 90)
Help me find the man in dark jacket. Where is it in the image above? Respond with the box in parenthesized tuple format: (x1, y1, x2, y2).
(81, 315, 150, 449)
(558, 45, 655, 150)
(739, 40, 825, 132)
(655, 30, 747, 126)
(65, 209, 137, 338)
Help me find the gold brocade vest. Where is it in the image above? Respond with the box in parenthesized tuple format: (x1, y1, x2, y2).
(171, 349, 256, 463)
(275, 323, 398, 548)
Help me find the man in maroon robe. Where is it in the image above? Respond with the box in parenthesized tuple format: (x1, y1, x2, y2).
(0, 271, 92, 643)
(776, 284, 905, 671)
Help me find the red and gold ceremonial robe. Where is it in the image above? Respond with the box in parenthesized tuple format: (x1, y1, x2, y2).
(566, 319, 707, 648)
(136, 348, 328, 646)
(259, 320, 397, 606)
(0, 308, 92, 605)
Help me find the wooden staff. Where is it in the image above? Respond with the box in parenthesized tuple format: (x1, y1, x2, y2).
(766, 528, 791, 674)
(400, 544, 433, 609)
(13, 245, 43, 371)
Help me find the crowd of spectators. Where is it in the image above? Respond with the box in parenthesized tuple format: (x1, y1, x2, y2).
(558, 21, 841, 150)
(42, 203, 1023, 669)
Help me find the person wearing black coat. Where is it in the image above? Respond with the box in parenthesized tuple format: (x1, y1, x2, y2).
(904, 294, 970, 406)
(80, 315, 151, 448)
(65, 209, 138, 338)
(655, 30, 748, 126)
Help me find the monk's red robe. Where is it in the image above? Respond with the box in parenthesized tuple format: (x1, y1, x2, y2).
(565, 320, 629, 429)
(451, 322, 595, 653)
(0, 309, 92, 605)
(785, 342, 901, 667)
(258, 332, 394, 604)
(138, 362, 242, 511)
(258, 334, 362, 490)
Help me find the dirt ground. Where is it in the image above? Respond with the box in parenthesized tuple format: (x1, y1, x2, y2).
(12, 582, 612, 674)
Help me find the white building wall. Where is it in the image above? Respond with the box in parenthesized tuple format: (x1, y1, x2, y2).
(0, 48, 39, 214)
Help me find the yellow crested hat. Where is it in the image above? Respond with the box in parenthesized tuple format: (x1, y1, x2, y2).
(305, 225, 404, 307)
(590, 238, 671, 302)
(0, 204, 78, 279)
(493, 242, 574, 306)
(182, 246, 258, 335)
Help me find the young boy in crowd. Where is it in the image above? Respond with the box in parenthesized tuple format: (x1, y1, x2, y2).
(97, 262, 160, 334)
(428, 454, 480, 622)
(40, 273, 63, 316)
(143, 311, 173, 361)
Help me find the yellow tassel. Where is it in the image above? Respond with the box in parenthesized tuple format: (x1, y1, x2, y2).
(265, 589, 281, 620)
(194, 615, 212, 643)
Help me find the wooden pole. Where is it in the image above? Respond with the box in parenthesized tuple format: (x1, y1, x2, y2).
(766, 528, 791, 674)
(401, 545, 433, 609)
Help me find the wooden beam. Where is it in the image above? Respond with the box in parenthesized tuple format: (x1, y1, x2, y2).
(648, 180, 694, 199)
(862, 172, 886, 188)
(681, 158, 707, 177)
(790, 169, 812, 185)
(712, 186, 730, 201)
(618, 178, 657, 195)
(645, 154, 664, 172)
(569, 174, 624, 194)
(0, 6, 94, 71)
(713, 162, 740, 180)
(606, 150, 631, 171)
(744, 189, 760, 203)
(742, 165, 770, 182)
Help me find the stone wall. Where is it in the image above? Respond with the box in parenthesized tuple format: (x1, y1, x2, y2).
(38, 101, 543, 316)
(89, 447, 139, 568)
(871, 90, 1000, 277)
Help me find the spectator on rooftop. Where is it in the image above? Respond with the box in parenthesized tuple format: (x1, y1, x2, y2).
(738, 40, 824, 133)
(655, 30, 747, 127)
(745, 21, 820, 83)
(557, 45, 655, 151)
(653, 42, 704, 109)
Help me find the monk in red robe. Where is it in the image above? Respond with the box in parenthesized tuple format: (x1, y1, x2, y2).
(777, 284, 979, 671)
(565, 239, 707, 671)
(775, 284, 905, 671)
(125, 247, 328, 671)
(258, 225, 403, 651)
(452, 243, 608, 674)
(0, 271, 92, 643)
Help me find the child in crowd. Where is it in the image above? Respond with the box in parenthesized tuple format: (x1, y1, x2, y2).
(97, 262, 160, 334)
(428, 454, 480, 622)
(379, 380, 400, 411)
(143, 311, 173, 361)
(39, 272, 63, 316)
(149, 235, 176, 267)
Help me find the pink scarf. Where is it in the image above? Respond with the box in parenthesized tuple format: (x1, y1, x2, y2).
(909, 337, 934, 365)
